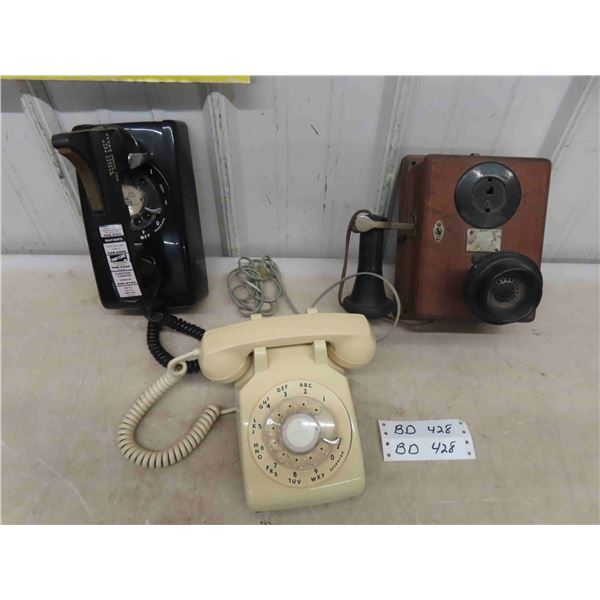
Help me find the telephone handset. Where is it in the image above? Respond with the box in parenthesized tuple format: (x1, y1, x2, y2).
(52, 120, 208, 311)
(118, 311, 376, 512)
(199, 311, 377, 382)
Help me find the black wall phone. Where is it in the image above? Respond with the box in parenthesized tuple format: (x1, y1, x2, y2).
(52, 121, 209, 367)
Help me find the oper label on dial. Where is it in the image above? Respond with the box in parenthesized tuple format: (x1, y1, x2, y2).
(248, 380, 353, 488)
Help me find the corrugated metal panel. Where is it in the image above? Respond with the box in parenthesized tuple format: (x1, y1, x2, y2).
(1, 76, 598, 260)
(1, 80, 86, 253)
(543, 77, 599, 261)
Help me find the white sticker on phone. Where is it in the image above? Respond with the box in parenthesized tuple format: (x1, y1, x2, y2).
(103, 241, 142, 298)
(99, 223, 124, 238)
(378, 419, 476, 462)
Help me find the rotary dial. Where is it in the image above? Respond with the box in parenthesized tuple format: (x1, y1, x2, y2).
(248, 380, 352, 488)
(121, 166, 168, 241)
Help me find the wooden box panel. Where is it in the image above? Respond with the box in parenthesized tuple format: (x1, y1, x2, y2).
(394, 154, 551, 321)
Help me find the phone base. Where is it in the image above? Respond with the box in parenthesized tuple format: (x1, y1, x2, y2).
(246, 469, 365, 513)
(235, 343, 366, 512)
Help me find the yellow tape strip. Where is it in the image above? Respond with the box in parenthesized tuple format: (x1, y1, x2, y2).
(1, 75, 250, 84)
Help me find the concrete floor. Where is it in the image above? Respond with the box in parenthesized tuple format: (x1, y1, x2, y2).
(1, 256, 598, 524)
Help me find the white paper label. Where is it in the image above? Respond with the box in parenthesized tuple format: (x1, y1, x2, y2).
(102, 241, 142, 298)
(378, 419, 476, 462)
(99, 223, 125, 238)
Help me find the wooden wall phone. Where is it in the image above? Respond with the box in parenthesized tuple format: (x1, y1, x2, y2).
(395, 154, 551, 323)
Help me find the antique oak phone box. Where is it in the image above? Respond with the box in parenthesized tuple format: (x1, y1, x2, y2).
(52, 121, 208, 312)
(394, 154, 551, 324)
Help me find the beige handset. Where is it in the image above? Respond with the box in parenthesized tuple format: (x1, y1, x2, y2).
(118, 310, 376, 512)
(199, 311, 375, 511)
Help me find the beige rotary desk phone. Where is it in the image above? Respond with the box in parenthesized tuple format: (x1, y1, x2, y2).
(119, 310, 377, 511)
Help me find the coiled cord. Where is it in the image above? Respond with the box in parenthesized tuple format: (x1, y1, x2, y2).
(118, 353, 236, 469)
(146, 312, 205, 373)
(227, 256, 299, 316)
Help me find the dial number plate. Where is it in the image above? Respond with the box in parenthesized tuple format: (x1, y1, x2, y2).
(248, 380, 352, 488)
(123, 167, 168, 241)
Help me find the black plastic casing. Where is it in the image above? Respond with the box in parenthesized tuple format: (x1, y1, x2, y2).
(55, 121, 208, 311)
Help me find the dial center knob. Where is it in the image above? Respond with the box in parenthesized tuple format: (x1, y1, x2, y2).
(281, 413, 321, 454)
(121, 183, 145, 216)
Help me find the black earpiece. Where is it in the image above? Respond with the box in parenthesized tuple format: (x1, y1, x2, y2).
(464, 252, 543, 324)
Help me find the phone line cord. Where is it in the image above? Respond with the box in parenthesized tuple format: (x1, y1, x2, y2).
(146, 312, 205, 373)
(118, 354, 235, 468)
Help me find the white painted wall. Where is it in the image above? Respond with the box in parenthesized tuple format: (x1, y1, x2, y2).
(1, 76, 598, 260)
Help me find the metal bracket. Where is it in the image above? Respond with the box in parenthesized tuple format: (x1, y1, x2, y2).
(352, 212, 416, 235)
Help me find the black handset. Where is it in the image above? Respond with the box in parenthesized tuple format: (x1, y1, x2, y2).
(52, 121, 209, 370)
(52, 120, 208, 312)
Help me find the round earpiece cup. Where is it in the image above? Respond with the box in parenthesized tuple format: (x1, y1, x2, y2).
(464, 252, 543, 324)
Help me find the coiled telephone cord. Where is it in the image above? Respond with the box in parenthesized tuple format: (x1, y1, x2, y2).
(118, 352, 235, 468)
(146, 312, 205, 373)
